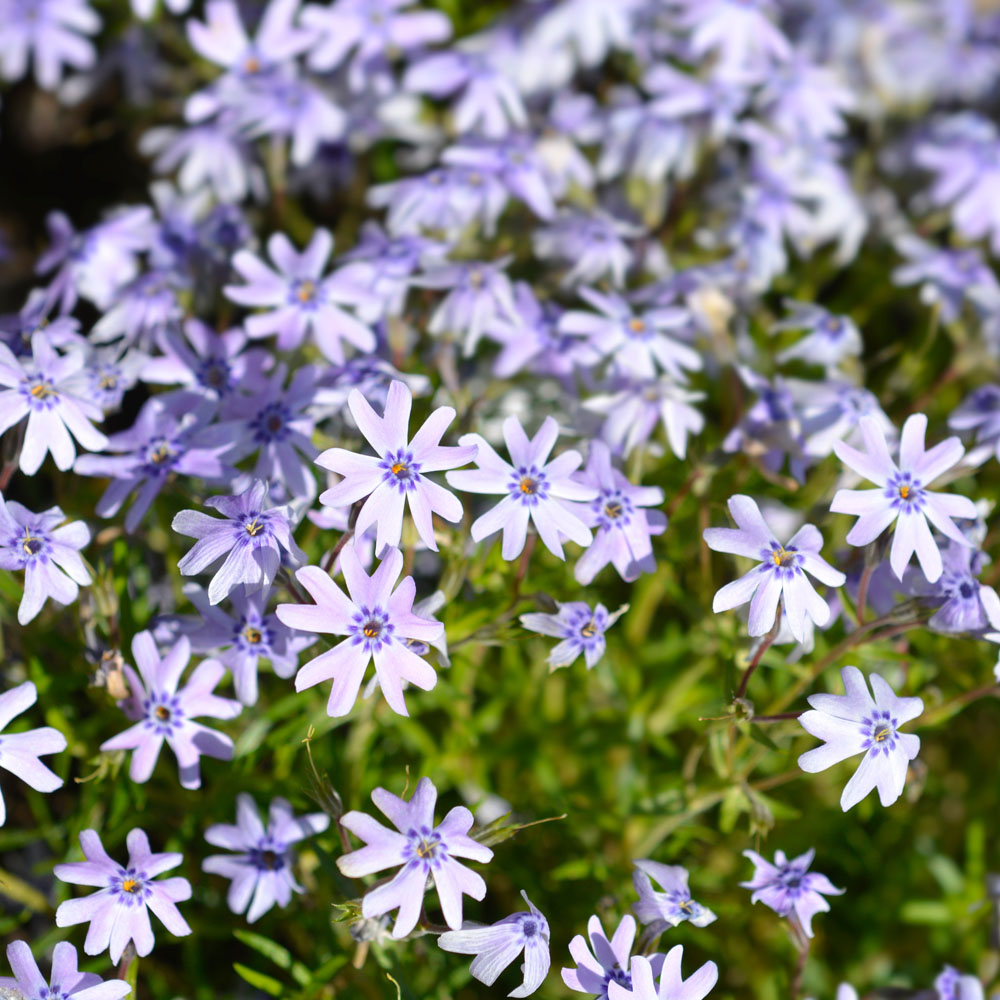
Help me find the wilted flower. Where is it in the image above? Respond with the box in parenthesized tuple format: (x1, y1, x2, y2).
(740, 848, 843, 937)
(55, 828, 192, 962)
(203, 794, 330, 922)
(336, 776, 493, 938)
(632, 860, 716, 932)
(438, 890, 550, 998)
(798, 665, 923, 811)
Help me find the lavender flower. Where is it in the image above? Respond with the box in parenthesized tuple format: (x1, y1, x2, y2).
(185, 584, 312, 705)
(446, 416, 597, 560)
(562, 914, 657, 999)
(740, 848, 843, 937)
(0, 0, 100, 89)
(173, 479, 304, 606)
(520, 602, 626, 672)
(0, 494, 91, 625)
(0, 335, 107, 476)
(336, 776, 493, 938)
(772, 301, 862, 368)
(573, 441, 666, 585)
(703, 495, 845, 642)
(203, 794, 330, 922)
(54, 828, 192, 962)
(830, 413, 977, 583)
(274, 545, 442, 717)
(632, 860, 716, 932)
(674, 0, 789, 78)
(949, 384, 1000, 462)
(911, 542, 1000, 635)
(224, 229, 377, 362)
(935, 966, 984, 1000)
(0, 681, 66, 825)
(438, 890, 550, 998)
(607, 948, 718, 1000)
(316, 380, 475, 555)
(100, 632, 241, 790)
(0, 941, 130, 1000)
(533, 211, 639, 289)
(798, 665, 923, 811)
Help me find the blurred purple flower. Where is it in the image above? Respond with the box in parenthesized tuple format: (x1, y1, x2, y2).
(533, 212, 639, 289)
(772, 301, 862, 368)
(0, 0, 100, 90)
(632, 860, 716, 932)
(203, 793, 329, 922)
(336, 776, 493, 938)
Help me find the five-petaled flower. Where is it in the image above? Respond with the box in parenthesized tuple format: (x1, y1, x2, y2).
(797, 665, 923, 811)
(438, 890, 551, 998)
(830, 413, 977, 583)
(55, 828, 192, 963)
(202, 793, 330, 923)
(336, 776, 493, 939)
(740, 848, 843, 937)
(562, 914, 656, 1000)
(607, 947, 718, 1000)
(316, 380, 476, 555)
(520, 601, 626, 670)
(173, 479, 305, 605)
(275, 545, 443, 717)
(100, 632, 242, 790)
(703, 495, 845, 641)
(446, 415, 597, 560)
(0, 940, 131, 1000)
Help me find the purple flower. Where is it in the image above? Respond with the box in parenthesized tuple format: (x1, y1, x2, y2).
(797, 665, 923, 811)
(607, 948, 718, 1000)
(533, 211, 639, 289)
(560, 289, 700, 382)
(0, 334, 107, 476)
(316, 380, 475, 554)
(224, 229, 377, 362)
(830, 413, 977, 583)
(935, 966, 984, 1000)
(438, 890, 550, 998)
(562, 914, 658, 999)
(416, 259, 518, 357)
(54, 828, 192, 962)
(74, 394, 235, 533)
(910, 542, 1000, 635)
(203, 794, 330, 922)
(0, 681, 66, 824)
(90, 270, 185, 349)
(336, 776, 493, 938)
(703, 495, 845, 642)
(674, 0, 789, 78)
(184, 584, 312, 705)
(0, 494, 91, 626)
(529, 0, 641, 69)
(631, 860, 716, 932)
(173, 479, 304, 605)
(0, 0, 100, 89)
(949, 384, 1000, 462)
(275, 545, 442, 717)
(520, 602, 625, 671)
(573, 441, 666, 585)
(772, 301, 862, 368)
(446, 416, 597, 560)
(0, 941, 130, 1000)
(740, 848, 843, 937)
(99, 632, 241, 790)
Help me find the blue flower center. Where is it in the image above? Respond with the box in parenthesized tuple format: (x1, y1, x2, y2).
(350, 607, 394, 651)
(380, 450, 422, 492)
(509, 466, 550, 505)
(860, 710, 899, 754)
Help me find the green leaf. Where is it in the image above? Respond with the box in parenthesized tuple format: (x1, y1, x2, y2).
(234, 929, 293, 969)
(233, 963, 284, 996)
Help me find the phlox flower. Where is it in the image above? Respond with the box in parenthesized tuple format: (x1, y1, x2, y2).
(0, 494, 91, 625)
(224, 228, 377, 362)
(935, 966, 984, 1000)
(674, 0, 789, 78)
(438, 890, 550, 998)
(772, 301, 862, 368)
(203, 794, 330, 923)
(562, 914, 658, 999)
(830, 413, 977, 583)
(0, 681, 66, 825)
(275, 545, 442, 717)
(608, 948, 717, 1000)
(703, 495, 845, 642)
(949, 384, 1000, 463)
(336, 776, 493, 938)
(100, 632, 242, 790)
(0, 0, 100, 90)
(55, 829, 191, 963)
(0, 941, 129, 1000)
(632, 860, 716, 932)
(446, 416, 596, 560)
(0, 334, 107, 476)
(740, 848, 843, 937)
(908, 543, 1000, 635)
(573, 441, 665, 585)
(797, 665, 923, 811)
(173, 479, 304, 606)
(316, 380, 475, 555)
(520, 602, 626, 671)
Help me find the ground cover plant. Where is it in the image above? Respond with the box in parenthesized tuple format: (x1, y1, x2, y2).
(0, 1, 999, 998)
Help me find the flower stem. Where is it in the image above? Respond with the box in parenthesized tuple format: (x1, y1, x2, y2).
(736, 611, 782, 701)
(855, 563, 874, 624)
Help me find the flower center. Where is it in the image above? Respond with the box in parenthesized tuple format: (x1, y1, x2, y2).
(363, 620, 382, 638)
(99, 374, 118, 390)
(151, 443, 174, 465)
(245, 517, 264, 537)
(122, 879, 140, 893)
(898, 485, 909, 499)
(874, 726, 892, 742)
(297, 280, 316, 303)
(243, 626, 262, 644)
(520, 476, 538, 494)
(628, 317, 645, 333)
(772, 547, 794, 567)
(22, 534, 42, 556)
(29, 380, 55, 399)
(581, 620, 598, 638)
(244, 55, 261, 73)
(468, 269, 484, 288)
(604, 501, 623, 519)
(522, 919, 538, 937)
(155, 706, 170, 721)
